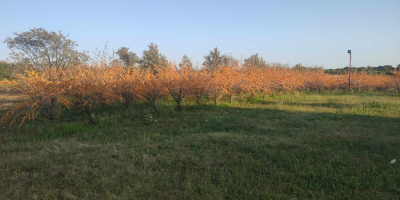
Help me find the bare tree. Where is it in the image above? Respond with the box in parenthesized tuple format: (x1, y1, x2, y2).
(3, 27, 89, 70)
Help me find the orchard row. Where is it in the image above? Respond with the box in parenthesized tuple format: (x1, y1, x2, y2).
(2, 65, 399, 126)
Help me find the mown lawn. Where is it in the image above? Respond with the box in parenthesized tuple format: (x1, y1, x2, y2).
(0, 90, 399, 199)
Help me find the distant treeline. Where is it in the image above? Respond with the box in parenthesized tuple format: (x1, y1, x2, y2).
(0, 61, 16, 80)
(2, 60, 400, 81)
(1, 27, 399, 80)
(325, 65, 400, 75)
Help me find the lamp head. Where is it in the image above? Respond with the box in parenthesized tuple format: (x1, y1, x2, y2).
(348, 50, 351, 54)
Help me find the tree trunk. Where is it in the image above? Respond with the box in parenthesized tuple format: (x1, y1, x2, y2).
(127, 104, 131, 117)
(196, 97, 201, 105)
(84, 106, 95, 125)
(151, 102, 158, 114)
(175, 99, 182, 111)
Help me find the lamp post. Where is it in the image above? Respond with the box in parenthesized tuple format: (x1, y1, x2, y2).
(348, 50, 351, 93)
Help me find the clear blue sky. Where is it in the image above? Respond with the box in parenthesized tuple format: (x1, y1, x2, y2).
(0, 0, 399, 69)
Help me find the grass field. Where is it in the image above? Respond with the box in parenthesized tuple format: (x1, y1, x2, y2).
(0, 87, 399, 199)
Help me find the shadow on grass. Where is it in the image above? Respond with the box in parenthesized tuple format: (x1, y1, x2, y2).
(1, 101, 399, 143)
(245, 99, 398, 110)
(1, 100, 400, 199)
(282, 102, 396, 109)
(303, 90, 400, 97)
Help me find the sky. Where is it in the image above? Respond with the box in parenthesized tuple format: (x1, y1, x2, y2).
(0, 0, 399, 69)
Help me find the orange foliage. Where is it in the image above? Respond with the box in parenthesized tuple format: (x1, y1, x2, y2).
(65, 65, 121, 124)
(159, 65, 196, 111)
(114, 66, 142, 116)
(2, 64, 399, 126)
(1, 69, 71, 126)
(392, 71, 400, 93)
(138, 68, 166, 113)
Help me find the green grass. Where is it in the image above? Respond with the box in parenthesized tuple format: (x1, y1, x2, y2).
(1, 91, 399, 199)
(0, 83, 23, 112)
